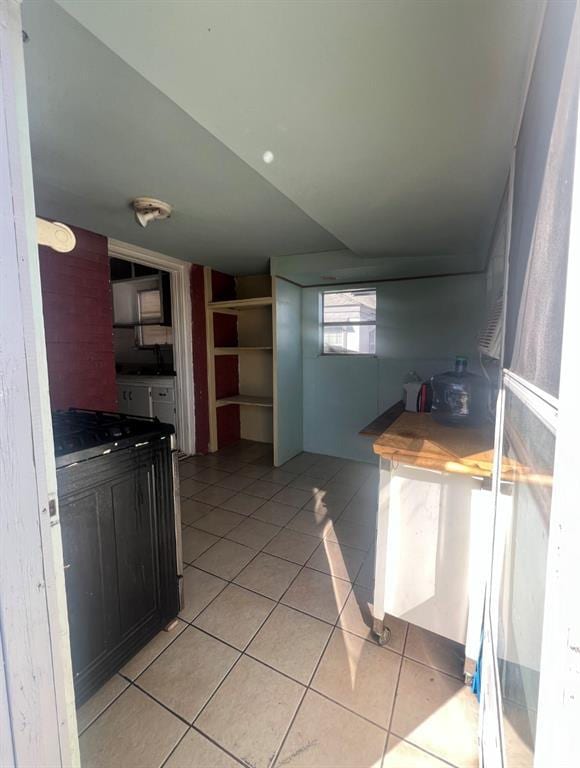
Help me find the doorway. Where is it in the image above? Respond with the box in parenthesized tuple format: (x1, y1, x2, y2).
(108, 240, 195, 456)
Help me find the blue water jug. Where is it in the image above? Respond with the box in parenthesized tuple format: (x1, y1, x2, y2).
(430, 357, 489, 427)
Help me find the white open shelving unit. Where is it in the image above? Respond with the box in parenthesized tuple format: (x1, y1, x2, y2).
(204, 268, 276, 452)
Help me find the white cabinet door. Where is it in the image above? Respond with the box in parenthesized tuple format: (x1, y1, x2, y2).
(112, 281, 138, 325)
(152, 400, 176, 429)
(117, 384, 127, 411)
(123, 385, 151, 417)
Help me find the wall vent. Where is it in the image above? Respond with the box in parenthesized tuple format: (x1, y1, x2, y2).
(478, 291, 503, 360)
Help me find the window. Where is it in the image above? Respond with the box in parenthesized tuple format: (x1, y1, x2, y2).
(321, 289, 376, 354)
(137, 324, 173, 347)
(135, 288, 172, 347)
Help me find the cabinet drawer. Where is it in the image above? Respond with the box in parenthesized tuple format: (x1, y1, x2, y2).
(152, 385, 175, 403)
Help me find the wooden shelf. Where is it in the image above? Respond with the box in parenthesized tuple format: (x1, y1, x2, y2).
(209, 297, 272, 311)
(214, 346, 273, 355)
(216, 395, 273, 408)
(204, 268, 275, 450)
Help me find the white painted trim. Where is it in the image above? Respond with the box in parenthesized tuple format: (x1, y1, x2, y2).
(272, 277, 279, 466)
(108, 239, 196, 455)
(535, 6, 580, 763)
(480, 380, 508, 767)
(503, 371, 558, 433)
(372, 458, 391, 630)
(480, 158, 515, 766)
(0, 0, 79, 763)
(203, 266, 218, 452)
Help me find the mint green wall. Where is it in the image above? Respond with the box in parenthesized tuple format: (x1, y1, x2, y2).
(302, 274, 487, 462)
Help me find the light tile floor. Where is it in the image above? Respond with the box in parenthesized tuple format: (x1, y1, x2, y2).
(78, 441, 479, 768)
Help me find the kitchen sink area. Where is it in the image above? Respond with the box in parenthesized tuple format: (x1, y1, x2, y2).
(116, 366, 177, 377)
(111, 258, 178, 433)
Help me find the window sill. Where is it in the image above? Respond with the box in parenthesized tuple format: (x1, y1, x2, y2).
(319, 353, 378, 358)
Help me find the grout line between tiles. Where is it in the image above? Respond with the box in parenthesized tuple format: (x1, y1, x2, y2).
(129, 678, 192, 727)
(192, 585, 277, 653)
(270, 578, 358, 766)
(183, 454, 368, 515)
(81, 448, 382, 761)
(396, 653, 469, 684)
(163, 539, 400, 748)
(184, 481, 374, 583)
(116, 620, 399, 757)
(120, 590, 460, 755)
(386, 734, 460, 768)
(189, 560, 330, 641)
(381, 622, 410, 765)
(117, 620, 189, 684)
(302, 680, 395, 735)
(76, 679, 129, 737)
(189, 650, 246, 728)
(269, 684, 309, 767)
(181, 724, 248, 768)
(159, 728, 191, 768)
(188, 562, 339, 629)
(158, 728, 192, 768)
(181, 458, 380, 649)
(387, 622, 410, 732)
(185, 488, 373, 568)
(86, 593, 370, 734)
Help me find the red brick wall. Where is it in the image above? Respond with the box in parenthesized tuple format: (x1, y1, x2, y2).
(211, 270, 237, 303)
(39, 225, 117, 412)
(217, 405, 241, 449)
(190, 265, 210, 453)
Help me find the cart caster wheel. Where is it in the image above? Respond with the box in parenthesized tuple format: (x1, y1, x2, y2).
(377, 627, 391, 647)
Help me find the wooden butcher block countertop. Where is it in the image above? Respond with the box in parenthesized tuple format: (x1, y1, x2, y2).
(372, 412, 498, 478)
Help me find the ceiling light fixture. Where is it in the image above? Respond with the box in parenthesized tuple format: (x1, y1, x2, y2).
(131, 197, 173, 228)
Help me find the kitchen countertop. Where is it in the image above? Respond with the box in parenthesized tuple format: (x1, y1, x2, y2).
(372, 411, 551, 485)
(359, 401, 404, 437)
(117, 374, 176, 386)
(372, 412, 497, 477)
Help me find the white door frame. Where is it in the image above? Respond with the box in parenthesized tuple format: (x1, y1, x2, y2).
(480, 5, 580, 766)
(1, 0, 79, 764)
(534, 9, 580, 759)
(108, 239, 196, 456)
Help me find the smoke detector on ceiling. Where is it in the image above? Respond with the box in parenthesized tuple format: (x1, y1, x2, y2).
(132, 197, 173, 228)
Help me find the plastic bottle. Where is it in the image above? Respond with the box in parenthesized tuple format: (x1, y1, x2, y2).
(403, 371, 423, 412)
(430, 356, 489, 427)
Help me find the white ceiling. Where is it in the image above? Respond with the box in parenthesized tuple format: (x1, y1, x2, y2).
(24, 0, 541, 277)
(22, 1, 342, 274)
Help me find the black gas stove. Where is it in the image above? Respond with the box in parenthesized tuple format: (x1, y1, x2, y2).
(52, 408, 174, 468)
(53, 407, 181, 704)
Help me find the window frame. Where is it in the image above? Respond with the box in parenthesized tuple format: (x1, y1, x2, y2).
(134, 287, 173, 348)
(320, 287, 377, 357)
